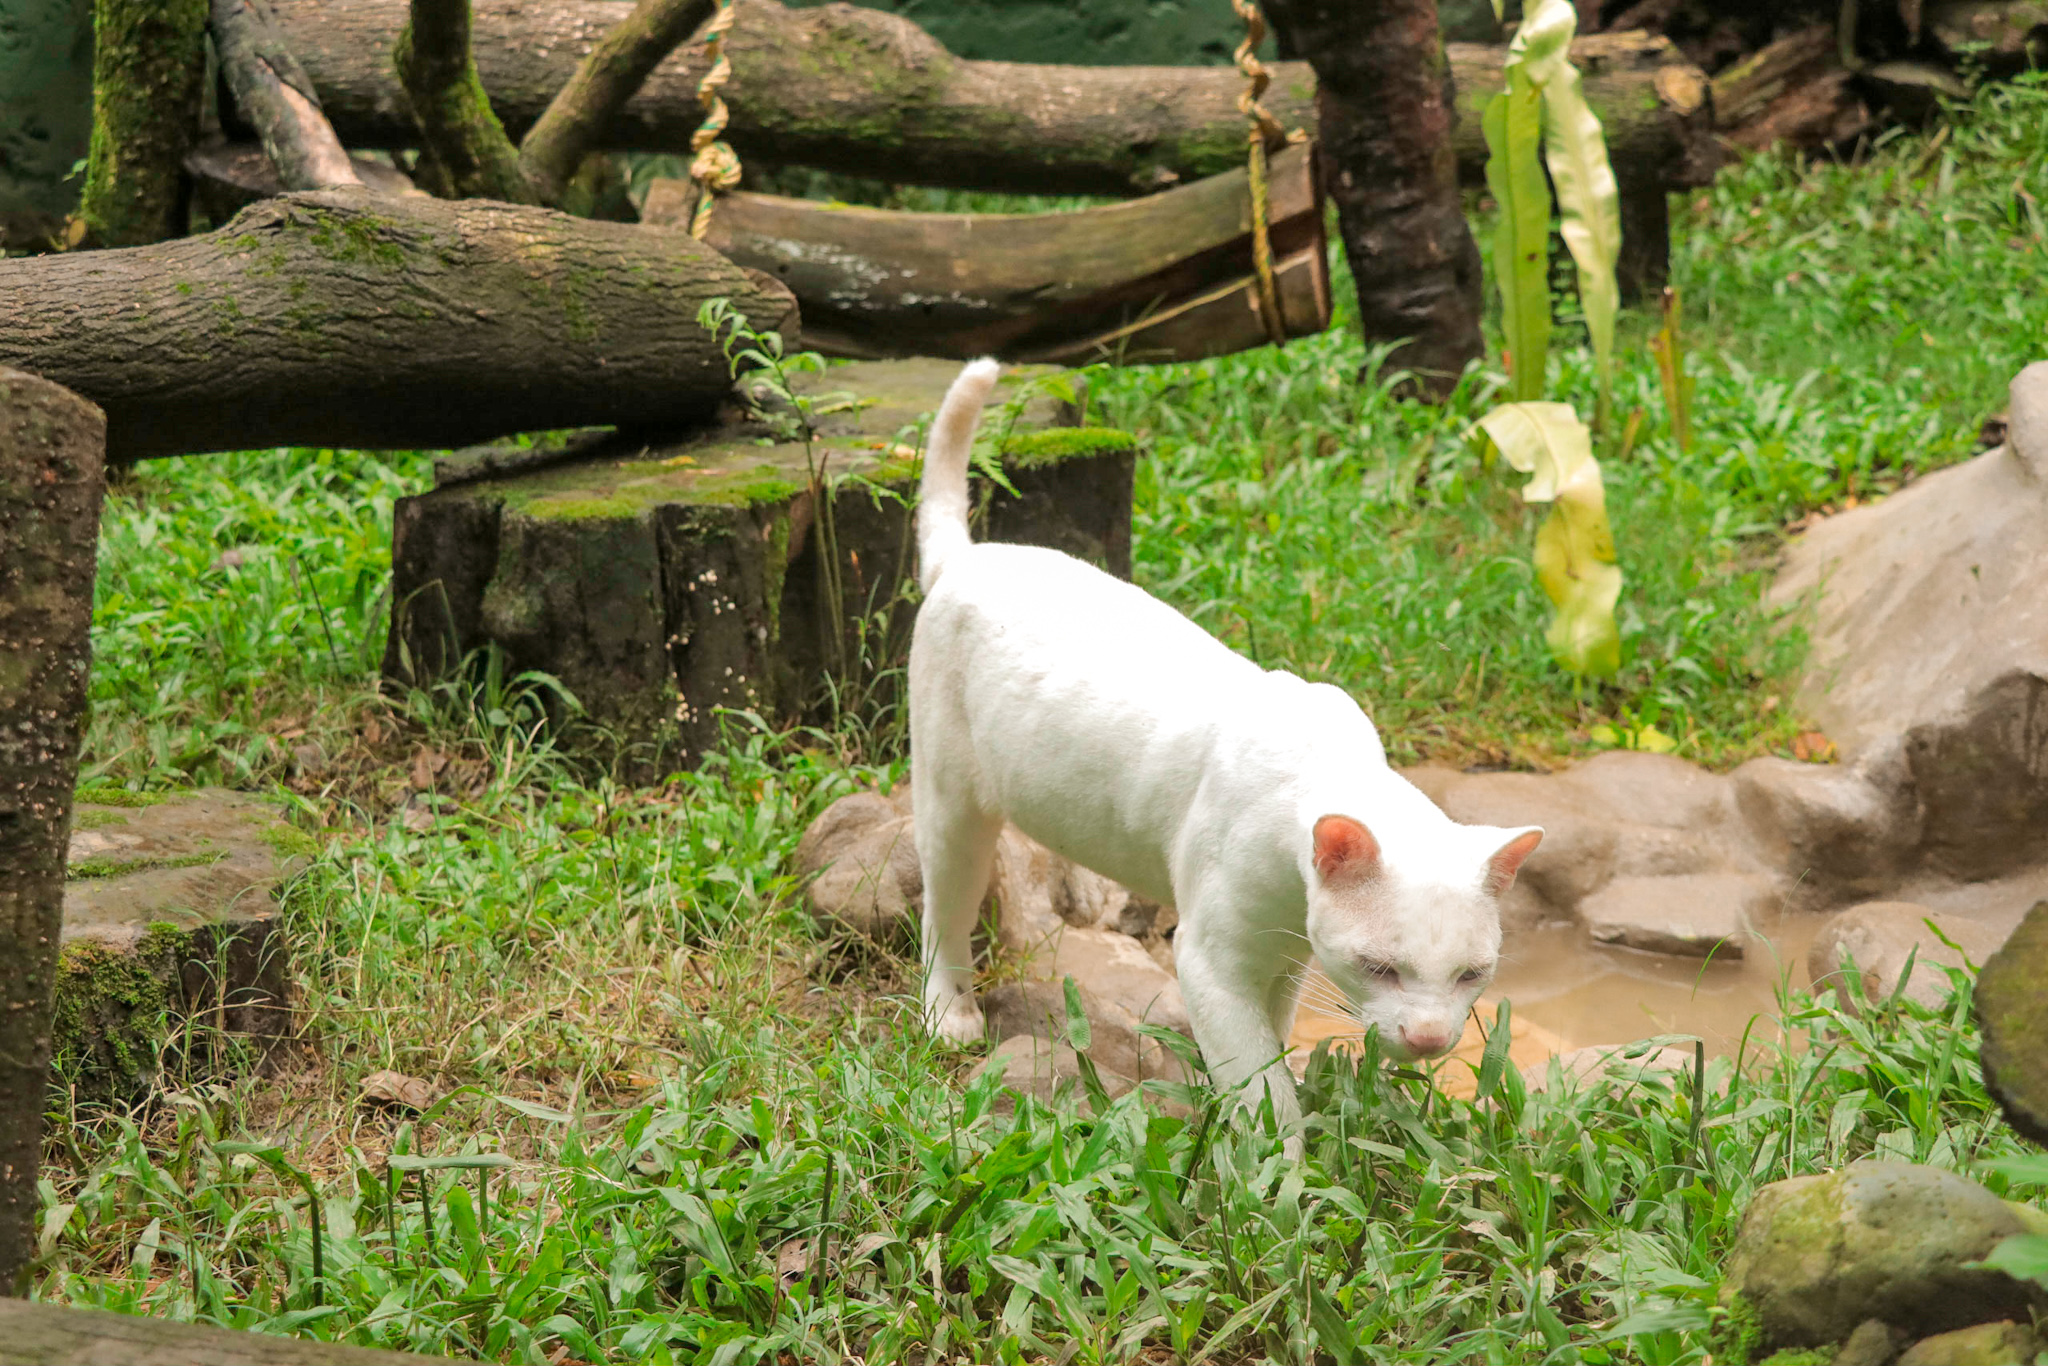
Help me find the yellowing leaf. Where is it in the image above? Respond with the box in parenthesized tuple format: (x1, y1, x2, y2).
(1475, 402, 1624, 677)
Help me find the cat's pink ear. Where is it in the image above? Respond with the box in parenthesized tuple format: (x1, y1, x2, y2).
(1312, 815, 1381, 886)
(1483, 827, 1544, 896)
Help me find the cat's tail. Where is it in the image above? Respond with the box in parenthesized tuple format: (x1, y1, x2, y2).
(916, 357, 1001, 593)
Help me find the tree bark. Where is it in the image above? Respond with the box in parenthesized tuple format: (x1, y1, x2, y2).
(268, 0, 1718, 199)
(519, 0, 718, 203)
(211, 0, 363, 191)
(394, 0, 539, 202)
(0, 189, 799, 462)
(1264, 0, 1482, 396)
(0, 370, 105, 1297)
(77, 0, 209, 246)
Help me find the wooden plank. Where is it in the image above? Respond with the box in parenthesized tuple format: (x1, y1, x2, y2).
(0, 1301, 452, 1366)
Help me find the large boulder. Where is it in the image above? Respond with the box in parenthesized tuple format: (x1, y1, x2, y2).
(1807, 901, 2010, 1011)
(1975, 899, 2048, 1145)
(1719, 1162, 2048, 1352)
(792, 787, 921, 941)
(1895, 1320, 2042, 1366)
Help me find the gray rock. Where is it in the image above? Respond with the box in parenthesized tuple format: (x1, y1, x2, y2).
(793, 790, 922, 941)
(1895, 1320, 2041, 1366)
(1903, 669, 2048, 882)
(1733, 754, 1919, 907)
(1807, 901, 2008, 1011)
(1582, 873, 1772, 958)
(1975, 899, 2048, 1147)
(1720, 1161, 2048, 1350)
(974, 1035, 1136, 1109)
(57, 788, 309, 1097)
(1835, 1317, 1906, 1366)
(2010, 359, 2048, 483)
(1770, 429, 2048, 766)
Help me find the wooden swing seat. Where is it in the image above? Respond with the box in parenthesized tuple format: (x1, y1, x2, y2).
(642, 142, 1331, 365)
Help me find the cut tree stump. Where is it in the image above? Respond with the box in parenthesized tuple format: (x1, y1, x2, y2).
(0, 1299, 453, 1365)
(0, 188, 798, 462)
(644, 142, 1328, 363)
(55, 787, 309, 1100)
(384, 359, 1137, 778)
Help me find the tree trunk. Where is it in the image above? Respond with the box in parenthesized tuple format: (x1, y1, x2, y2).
(267, 0, 1718, 200)
(394, 0, 539, 202)
(0, 370, 105, 1297)
(0, 0, 94, 248)
(1264, 0, 1482, 396)
(77, 0, 208, 246)
(0, 189, 798, 462)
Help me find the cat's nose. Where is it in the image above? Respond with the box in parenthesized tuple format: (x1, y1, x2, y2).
(1400, 1024, 1451, 1056)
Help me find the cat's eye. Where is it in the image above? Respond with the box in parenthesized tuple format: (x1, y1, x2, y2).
(1362, 960, 1399, 982)
(1458, 968, 1486, 984)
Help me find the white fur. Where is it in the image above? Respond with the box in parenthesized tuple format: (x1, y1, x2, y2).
(910, 360, 1541, 1147)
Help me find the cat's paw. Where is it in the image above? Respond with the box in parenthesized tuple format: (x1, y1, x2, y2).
(926, 994, 986, 1046)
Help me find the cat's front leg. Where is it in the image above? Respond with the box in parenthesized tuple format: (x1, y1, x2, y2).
(1175, 930, 1307, 1158)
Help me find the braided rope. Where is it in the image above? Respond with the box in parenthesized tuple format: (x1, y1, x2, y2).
(689, 0, 741, 238)
(1233, 0, 1287, 346)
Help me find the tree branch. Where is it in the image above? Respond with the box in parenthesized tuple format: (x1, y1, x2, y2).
(394, 0, 539, 202)
(211, 0, 363, 190)
(519, 0, 718, 203)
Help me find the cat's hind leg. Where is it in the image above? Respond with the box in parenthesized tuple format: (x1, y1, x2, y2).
(914, 768, 1002, 1045)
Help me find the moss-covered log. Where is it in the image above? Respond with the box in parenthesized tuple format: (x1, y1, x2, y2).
(0, 188, 798, 462)
(77, 0, 208, 247)
(268, 0, 1718, 200)
(385, 359, 1136, 778)
(0, 369, 105, 1295)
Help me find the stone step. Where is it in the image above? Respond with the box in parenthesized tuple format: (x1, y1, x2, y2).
(57, 787, 311, 1098)
(383, 358, 1138, 779)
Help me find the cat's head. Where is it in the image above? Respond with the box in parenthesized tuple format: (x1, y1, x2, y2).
(1303, 814, 1542, 1064)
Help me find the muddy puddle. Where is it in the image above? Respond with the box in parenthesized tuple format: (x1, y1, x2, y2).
(1287, 910, 1831, 1097)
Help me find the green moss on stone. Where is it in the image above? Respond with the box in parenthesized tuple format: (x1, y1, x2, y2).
(520, 493, 645, 521)
(75, 784, 168, 808)
(1755, 1351, 1832, 1366)
(261, 822, 320, 861)
(73, 809, 131, 831)
(1002, 426, 1137, 467)
(68, 850, 223, 881)
(50, 930, 180, 1096)
(688, 468, 805, 507)
(1710, 1294, 1766, 1366)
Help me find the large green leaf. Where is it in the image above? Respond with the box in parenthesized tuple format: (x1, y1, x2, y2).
(1474, 402, 1624, 676)
(1482, 68, 1552, 403)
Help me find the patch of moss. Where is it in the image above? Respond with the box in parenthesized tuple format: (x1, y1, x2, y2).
(521, 493, 645, 521)
(261, 822, 320, 861)
(75, 784, 168, 808)
(50, 929, 181, 1097)
(1709, 1295, 1766, 1366)
(688, 468, 804, 508)
(1001, 426, 1138, 468)
(1755, 1351, 1832, 1366)
(304, 208, 404, 269)
(73, 809, 131, 831)
(68, 850, 223, 881)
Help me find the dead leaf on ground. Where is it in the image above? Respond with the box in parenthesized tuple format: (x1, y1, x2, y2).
(360, 1069, 438, 1112)
(774, 1238, 814, 1284)
(409, 747, 449, 791)
(1791, 730, 1838, 763)
(400, 800, 435, 832)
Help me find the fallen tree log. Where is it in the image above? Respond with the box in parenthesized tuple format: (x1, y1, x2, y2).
(646, 141, 1329, 363)
(0, 189, 798, 461)
(271, 0, 1718, 199)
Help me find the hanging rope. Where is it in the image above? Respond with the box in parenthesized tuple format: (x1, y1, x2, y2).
(1233, 0, 1287, 347)
(689, 0, 742, 238)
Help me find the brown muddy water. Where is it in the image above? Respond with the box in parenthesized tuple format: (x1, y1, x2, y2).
(1287, 910, 1831, 1098)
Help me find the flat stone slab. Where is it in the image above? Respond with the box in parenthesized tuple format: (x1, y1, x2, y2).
(0, 1298, 449, 1365)
(1582, 872, 1771, 958)
(56, 788, 310, 1096)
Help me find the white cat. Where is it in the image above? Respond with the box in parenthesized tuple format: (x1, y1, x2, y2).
(910, 359, 1542, 1144)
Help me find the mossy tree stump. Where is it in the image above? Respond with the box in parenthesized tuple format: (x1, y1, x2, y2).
(384, 359, 1138, 778)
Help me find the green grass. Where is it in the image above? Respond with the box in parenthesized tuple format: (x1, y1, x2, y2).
(35, 75, 2048, 1365)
